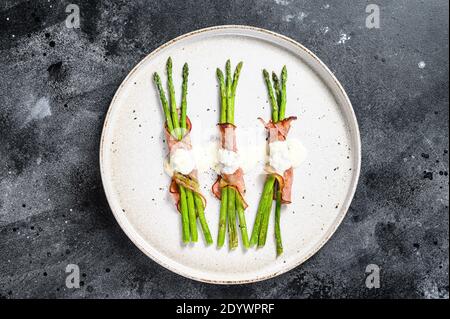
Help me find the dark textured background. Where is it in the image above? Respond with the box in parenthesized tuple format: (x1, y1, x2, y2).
(0, 0, 448, 299)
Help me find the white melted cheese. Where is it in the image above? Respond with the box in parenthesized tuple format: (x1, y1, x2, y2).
(268, 139, 308, 174)
(163, 132, 307, 177)
(286, 139, 308, 167)
(218, 149, 240, 174)
(193, 141, 219, 173)
(169, 148, 195, 175)
(240, 143, 267, 173)
(269, 141, 291, 174)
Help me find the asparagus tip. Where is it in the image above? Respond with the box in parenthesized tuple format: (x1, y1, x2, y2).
(216, 68, 224, 78)
(166, 57, 173, 76)
(272, 71, 278, 81)
(281, 65, 287, 78)
(183, 63, 189, 75)
(153, 72, 160, 83)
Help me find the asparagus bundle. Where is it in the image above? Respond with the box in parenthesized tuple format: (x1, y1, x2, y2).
(153, 57, 213, 245)
(212, 60, 250, 249)
(250, 66, 297, 256)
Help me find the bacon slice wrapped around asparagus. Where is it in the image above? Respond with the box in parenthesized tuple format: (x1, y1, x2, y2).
(153, 57, 212, 245)
(213, 60, 250, 249)
(250, 66, 296, 256)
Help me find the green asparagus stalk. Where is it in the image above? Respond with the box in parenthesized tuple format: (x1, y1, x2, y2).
(250, 175, 275, 246)
(155, 58, 212, 245)
(217, 187, 228, 247)
(217, 68, 227, 123)
(216, 66, 228, 248)
(272, 72, 282, 107)
(153, 73, 174, 135)
(167, 57, 181, 140)
(231, 62, 243, 96)
(166, 58, 198, 242)
(228, 61, 243, 125)
(172, 61, 198, 242)
(226, 62, 242, 249)
(250, 69, 280, 246)
(181, 62, 212, 245)
(263, 69, 278, 123)
(186, 189, 198, 242)
(153, 71, 190, 243)
(258, 192, 274, 247)
(180, 63, 189, 131)
(236, 194, 250, 248)
(274, 66, 287, 252)
(231, 62, 247, 248)
(178, 187, 191, 243)
(225, 60, 233, 124)
(274, 185, 283, 256)
(279, 66, 287, 121)
(227, 187, 238, 249)
(195, 195, 213, 245)
(216, 60, 247, 249)
(252, 66, 288, 253)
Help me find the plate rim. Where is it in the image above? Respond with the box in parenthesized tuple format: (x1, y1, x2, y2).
(99, 25, 361, 284)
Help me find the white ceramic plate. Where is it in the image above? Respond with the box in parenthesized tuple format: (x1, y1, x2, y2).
(100, 25, 361, 284)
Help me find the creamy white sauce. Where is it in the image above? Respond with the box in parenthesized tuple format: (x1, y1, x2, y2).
(218, 149, 240, 174)
(193, 141, 219, 173)
(286, 138, 308, 167)
(162, 132, 307, 177)
(268, 138, 308, 174)
(240, 143, 267, 173)
(269, 141, 291, 174)
(169, 148, 195, 175)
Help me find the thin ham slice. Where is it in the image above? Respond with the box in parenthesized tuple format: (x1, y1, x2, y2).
(260, 116, 297, 204)
(259, 116, 297, 143)
(211, 123, 248, 208)
(164, 117, 193, 153)
(164, 116, 206, 212)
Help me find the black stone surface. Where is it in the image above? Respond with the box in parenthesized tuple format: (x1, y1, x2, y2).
(0, 0, 448, 299)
